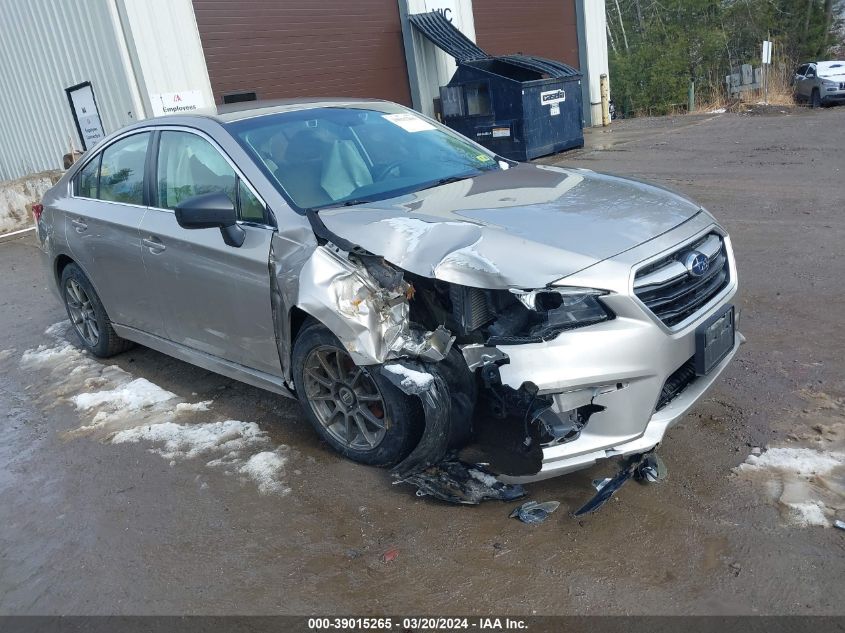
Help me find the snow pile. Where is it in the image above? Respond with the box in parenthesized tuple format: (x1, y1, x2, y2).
(0, 172, 58, 235)
(112, 419, 267, 460)
(72, 377, 178, 412)
(709, 107, 727, 114)
(735, 446, 845, 528)
(19, 322, 292, 496)
(238, 448, 291, 495)
(383, 363, 434, 390)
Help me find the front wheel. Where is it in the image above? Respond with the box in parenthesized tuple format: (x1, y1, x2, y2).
(60, 263, 133, 358)
(810, 89, 822, 108)
(292, 322, 423, 466)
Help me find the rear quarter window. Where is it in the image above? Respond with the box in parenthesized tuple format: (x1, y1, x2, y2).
(98, 133, 150, 205)
(75, 155, 100, 199)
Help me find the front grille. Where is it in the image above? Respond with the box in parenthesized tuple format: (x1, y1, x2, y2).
(634, 233, 730, 327)
(655, 358, 697, 411)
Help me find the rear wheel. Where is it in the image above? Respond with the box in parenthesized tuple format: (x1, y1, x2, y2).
(292, 322, 423, 466)
(60, 263, 133, 358)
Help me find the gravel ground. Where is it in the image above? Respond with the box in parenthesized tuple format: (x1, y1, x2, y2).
(1, 106, 843, 615)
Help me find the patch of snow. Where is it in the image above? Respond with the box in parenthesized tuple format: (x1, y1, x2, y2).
(738, 447, 843, 475)
(0, 348, 16, 361)
(735, 446, 845, 528)
(709, 107, 727, 114)
(786, 501, 829, 527)
(111, 420, 267, 460)
(175, 400, 213, 414)
(21, 342, 85, 367)
(72, 377, 178, 412)
(239, 449, 290, 495)
(382, 364, 434, 390)
(469, 469, 499, 487)
(20, 323, 294, 497)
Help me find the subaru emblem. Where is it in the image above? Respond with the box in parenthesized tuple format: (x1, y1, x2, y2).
(684, 251, 710, 277)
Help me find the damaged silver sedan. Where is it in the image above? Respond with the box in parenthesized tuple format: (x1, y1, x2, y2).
(36, 99, 743, 492)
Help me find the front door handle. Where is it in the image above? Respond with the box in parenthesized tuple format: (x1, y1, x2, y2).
(142, 236, 166, 253)
(71, 217, 88, 233)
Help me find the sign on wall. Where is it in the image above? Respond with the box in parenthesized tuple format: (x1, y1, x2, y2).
(65, 82, 106, 151)
(150, 90, 208, 117)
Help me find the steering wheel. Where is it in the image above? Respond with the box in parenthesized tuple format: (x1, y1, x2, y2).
(373, 160, 406, 182)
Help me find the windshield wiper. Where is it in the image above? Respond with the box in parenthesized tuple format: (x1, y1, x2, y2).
(416, 172, 479, 192)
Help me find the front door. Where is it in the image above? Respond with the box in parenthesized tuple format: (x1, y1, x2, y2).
(138, 129, 281, 376)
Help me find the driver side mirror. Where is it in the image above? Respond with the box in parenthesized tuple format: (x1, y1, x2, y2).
(175, 192, 245, 247)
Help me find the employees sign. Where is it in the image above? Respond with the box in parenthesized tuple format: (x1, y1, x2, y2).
(151, 90, 207, 117)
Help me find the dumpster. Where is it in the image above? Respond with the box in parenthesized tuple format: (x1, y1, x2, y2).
(409, 11, 584, 161)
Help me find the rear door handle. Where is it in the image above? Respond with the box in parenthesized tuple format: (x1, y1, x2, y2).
(71, 218, 88, 233)
(142, 236, 166, 253)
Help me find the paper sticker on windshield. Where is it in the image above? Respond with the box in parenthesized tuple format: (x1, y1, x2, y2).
(476, 154, 493, 163)
(383, 113, 436, 132)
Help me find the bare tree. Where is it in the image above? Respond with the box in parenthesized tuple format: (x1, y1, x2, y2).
(614, 0, 630, 50)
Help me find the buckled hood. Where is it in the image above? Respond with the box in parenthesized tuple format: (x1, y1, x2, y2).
(318, 164, 702, 289)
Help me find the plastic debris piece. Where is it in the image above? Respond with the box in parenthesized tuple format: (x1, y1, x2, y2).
(592, 478, 612, 492)
(834, 520, 845, 531)
(634, 453, 667, 484)
(395, 459, 525, 504)
(381, 548, 399, 563)
(574, 452, 656, 517)
(509, 500, 561, 525)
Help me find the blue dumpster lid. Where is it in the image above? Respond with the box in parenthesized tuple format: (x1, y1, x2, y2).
(499, 54, 581, 79)
(408, 11, 489, 62)
(409, 11, 582, 79)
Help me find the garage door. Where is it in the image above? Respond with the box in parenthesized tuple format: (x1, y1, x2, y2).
(472, 0, 580, 68)
(193, 0, 412, 106)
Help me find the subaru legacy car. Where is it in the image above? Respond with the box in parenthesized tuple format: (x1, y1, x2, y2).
(793, 60, 845, 107)
(36, 99, 742, 483)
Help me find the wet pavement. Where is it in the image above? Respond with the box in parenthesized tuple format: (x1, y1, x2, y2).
(2, 106, 844, 615)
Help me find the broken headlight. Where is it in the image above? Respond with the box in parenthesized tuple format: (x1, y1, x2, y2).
(486, 287, 613, 345)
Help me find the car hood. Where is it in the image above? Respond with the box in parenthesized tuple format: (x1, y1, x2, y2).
(318, 163, 702, 289)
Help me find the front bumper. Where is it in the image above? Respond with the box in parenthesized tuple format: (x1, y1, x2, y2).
(492, 220, 742, 483)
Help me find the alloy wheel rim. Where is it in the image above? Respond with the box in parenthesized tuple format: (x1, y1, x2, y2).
(65, 279, 99, 347)
(303, 345, 388, 450)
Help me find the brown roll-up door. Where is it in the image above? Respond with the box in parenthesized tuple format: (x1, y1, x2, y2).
(472, 0, 580, 68)
(193, 0, 412, 105)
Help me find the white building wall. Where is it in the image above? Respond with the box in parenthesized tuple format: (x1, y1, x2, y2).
(0, 0, 214, 182)
(405, 0, 477, 118)
(0, 0, 140, 181)
(577, 0, 609, 126)
(115, 0, 215, 118)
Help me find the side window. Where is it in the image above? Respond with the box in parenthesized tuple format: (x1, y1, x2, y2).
(796, 65, 807, 76)
(156, 131, 236, 209)
(238, 180, 266, 223)
(806, 65, 816, 78)
(76, 155, 100, 199)
(98, 133, 150, 205)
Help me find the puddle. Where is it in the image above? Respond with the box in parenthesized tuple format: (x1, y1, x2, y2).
(19, 322, 292, 495)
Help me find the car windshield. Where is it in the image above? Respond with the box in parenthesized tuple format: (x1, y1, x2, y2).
(227, 104, 500, 211)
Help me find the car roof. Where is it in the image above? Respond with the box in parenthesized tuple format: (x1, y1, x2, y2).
(150, 98, 393, 125)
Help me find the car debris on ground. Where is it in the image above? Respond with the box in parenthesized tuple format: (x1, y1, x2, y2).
(509, 500, 561, 525)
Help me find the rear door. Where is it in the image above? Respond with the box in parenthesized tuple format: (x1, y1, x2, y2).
(63, 131, 163, 334)
(138, 128, 281, 376)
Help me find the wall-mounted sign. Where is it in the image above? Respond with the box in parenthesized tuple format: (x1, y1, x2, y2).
(65, 82, 106, 151)
(151, 90, 207, 117)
